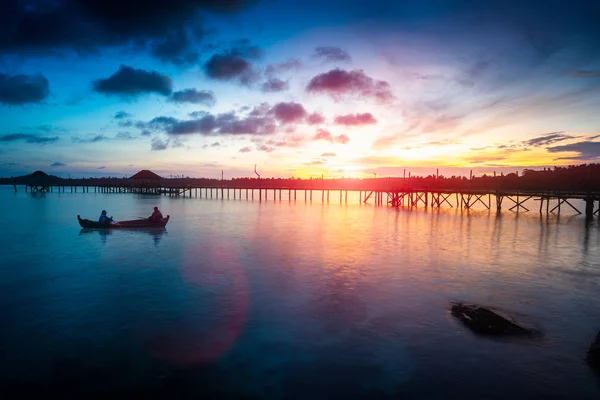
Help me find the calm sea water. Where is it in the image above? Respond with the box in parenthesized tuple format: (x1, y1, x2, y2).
(1, 185, 599, 398)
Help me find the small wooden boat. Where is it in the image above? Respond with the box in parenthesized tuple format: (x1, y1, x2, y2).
(77, 215, 170, 228)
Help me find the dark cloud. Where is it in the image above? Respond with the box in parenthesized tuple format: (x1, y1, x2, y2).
(150, 27, 202, 65)
(313, 129, 349, 144)
(306, 112, 325, 125)
(151, 138, 169, 151)
(270, 102, 306, 124)
(0, 1, 256, 62)
(334, 113, 377, 126)
(265, 59, 302, 76)
(72, 134, 108, 143)
(170, 89, 216, 105)
(160, 112, 276, 136)
(72, 132, 136, 142)
(306, 69, 394, 103)
(321, 152, 337, 157)
(148, 116, 179, 130)
(50, 162, 66, 167)
(313, 47, 351, 63)
(211, 142, 221, 147)
(261, 77, 289, 92)
(249, 102, 270, 117)
(114, 111, 132, 119)
(116, 132, 136, 140)
(570, 70, 600, 78)
(189, 110, 210, 118)
(548, 140, 600, 160)
(239, 146, 252, 153)
(204, 42, 261, 85)
(93, 65, 172, 97)
(522, 131, 574, 147)
(0, 73, 49, 105)
(171, 138, 185, 148)
(97, 166, 106, 169)
(0, 133, 58, 144)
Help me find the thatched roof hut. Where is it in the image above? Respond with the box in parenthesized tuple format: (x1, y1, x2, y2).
(130, 170, 162, 181)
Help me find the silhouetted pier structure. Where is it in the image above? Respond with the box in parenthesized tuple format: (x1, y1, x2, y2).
(10, 183, 599, 218)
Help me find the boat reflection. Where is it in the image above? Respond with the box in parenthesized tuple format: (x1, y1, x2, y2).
(79, 227, 167, 245)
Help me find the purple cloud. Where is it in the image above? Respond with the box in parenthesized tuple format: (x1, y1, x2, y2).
(306, 112, 325, 125)
(270, 102, 307, 124)
(334, 113, 377, 126)
(261, 77, 289, 92)
(306, 69, 394, 103)
(313, 47, 351, 63)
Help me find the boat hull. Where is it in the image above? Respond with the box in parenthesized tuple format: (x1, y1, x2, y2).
(77, 215, 170, 228)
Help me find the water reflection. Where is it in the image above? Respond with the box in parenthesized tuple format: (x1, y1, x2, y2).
(78, 227, 167, 245)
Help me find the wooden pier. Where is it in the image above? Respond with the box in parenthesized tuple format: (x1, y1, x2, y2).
(10, 183, 600, 219)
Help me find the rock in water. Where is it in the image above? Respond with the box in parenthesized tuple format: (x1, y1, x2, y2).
(450, 303, 534, 336)
(587, 330, 600, 369)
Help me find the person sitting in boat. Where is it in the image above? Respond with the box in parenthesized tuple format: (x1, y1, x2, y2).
(148, 206, 163, 221)
(98, 210, 113, 225)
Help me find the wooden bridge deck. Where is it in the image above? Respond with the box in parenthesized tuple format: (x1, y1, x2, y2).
(8, 183, 600, 218)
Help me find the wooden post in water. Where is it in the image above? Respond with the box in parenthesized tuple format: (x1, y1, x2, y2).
(585, 195, 595, 219)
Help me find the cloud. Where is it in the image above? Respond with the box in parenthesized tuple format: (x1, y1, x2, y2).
(261, 77, 289, 92)
(72, 132, 137, 143)
(2, 162, 20, 166)
(211, 142, 221, 147)
(115, 132, 136, 140)
(239, 146, 252, 153)
(93, 65, 172, 97)
(265, 59, 302, 75)
(72, 134, 109, 143)
(114, 111, 132, 119)
(306, 69, 394, 103)
(160, 112, 276, 136)
(321, 152, 337, 157)
(50, 162, 66, 167)
(334, 113, 377, 126)
(547, 140, 600, 160)
(306, 113, 325, 125)
(313, 129, 350, 144)
(97, 166, 106, 170)
(270, 102, 307, 124)
(258, 145, 275, 152)
(570, 70, 600, 78)
(0, 73, 49, 105)
(149, 27, 202, 65)
(0, 1, 255, 62)
(522, 131, 575, 147)
(170, 89, 216, 105)
(313, 47, 351, 63)
(0, 133, 58, 144)
(151, 137, 169, 151)
(204, 42, 261, 85)
(335, 134, 350, 144)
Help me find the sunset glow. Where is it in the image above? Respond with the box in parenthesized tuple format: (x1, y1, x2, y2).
(1, 0, 599, 179)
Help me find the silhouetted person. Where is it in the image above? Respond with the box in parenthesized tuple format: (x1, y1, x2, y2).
(148, 206, 163, 221)
(98, 210, 113, 225)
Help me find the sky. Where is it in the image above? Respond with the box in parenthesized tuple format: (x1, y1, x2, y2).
(1, 0, 600, 179)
